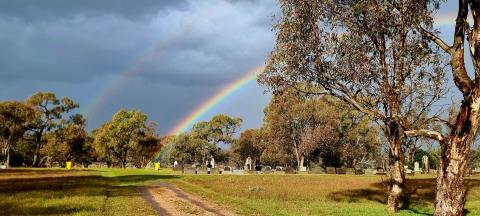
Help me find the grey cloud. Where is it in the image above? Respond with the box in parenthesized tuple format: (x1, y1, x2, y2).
(0, 0, 189, 21)
(0, 0, 276, 86)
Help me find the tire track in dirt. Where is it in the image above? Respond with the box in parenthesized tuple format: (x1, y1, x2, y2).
(139, 182, 237, 216)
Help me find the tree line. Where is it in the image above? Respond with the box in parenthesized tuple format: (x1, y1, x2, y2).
(0, 92, 163, 168)
(162, 91, 384, 171)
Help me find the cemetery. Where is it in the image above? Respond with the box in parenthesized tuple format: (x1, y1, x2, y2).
(4, 0, 480, 215)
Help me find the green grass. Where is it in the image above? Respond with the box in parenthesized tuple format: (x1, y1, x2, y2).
(2, 169, 480, 215)
(0, 168, 175, 216)
(169, 174, 480, 215)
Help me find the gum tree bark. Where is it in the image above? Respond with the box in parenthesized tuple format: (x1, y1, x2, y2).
(407, 0, 480, 214)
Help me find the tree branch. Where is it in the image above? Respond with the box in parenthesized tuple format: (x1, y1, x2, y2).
(405, 129, 444, 141)
(417, 26, 451, 53)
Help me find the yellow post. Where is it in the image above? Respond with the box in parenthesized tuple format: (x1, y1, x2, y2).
(66, 161, 72, 170)
(154, 162, 160, 171)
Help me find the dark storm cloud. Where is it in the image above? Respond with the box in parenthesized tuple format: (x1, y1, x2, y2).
(0, 0, 276, 86)
(0, 0, 189, 21)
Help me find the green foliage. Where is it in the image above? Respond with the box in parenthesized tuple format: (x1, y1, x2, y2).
(0, 101, 37, 167)
(408, 149, 439, 170)
(258, 90, 380, 168)
(25, 92, 80, 167)
(93, 109, 160, 168)
(231, 129, 264, 166)
(191, 114, 242, 145)
(42, 115, 93, 167)
(167, 114, 242, 165)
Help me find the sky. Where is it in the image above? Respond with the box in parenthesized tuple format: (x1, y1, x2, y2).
(0, 0, 460, 135)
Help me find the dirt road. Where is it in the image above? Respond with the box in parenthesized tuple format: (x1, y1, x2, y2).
(139, 182, 238, 216)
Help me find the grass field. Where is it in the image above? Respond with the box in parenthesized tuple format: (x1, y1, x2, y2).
(2, 169, 480, 215)
(0, 168, 175, 215)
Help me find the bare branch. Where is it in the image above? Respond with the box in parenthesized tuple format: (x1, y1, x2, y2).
(405, 129, 444, 141)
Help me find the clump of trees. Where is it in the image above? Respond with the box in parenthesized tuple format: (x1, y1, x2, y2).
(231, 91, 381, 169)
(93, 109, 163, 168)
(164, 114, 242, 165)
(0, 91, 163, 168)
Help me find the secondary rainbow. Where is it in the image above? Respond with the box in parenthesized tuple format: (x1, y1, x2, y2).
(168, 65, 265, 135)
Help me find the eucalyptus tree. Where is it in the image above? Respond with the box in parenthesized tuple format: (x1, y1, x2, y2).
(402, 0, 480, 214)
(259, 0, 446, 212)
(93, 109, 150, 168)
(42, 114, 91, 167)
(0, 102, 36, 167)
(25, 92, 79, 167)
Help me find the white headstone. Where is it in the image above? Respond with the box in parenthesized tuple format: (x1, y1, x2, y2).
(245, 157, 252, 170)
(422, 155, 429, 173)
(414, 162, 420, 172)
(211, 157, 215, 168)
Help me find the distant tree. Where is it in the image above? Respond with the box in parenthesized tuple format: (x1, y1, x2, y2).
(231, 129, 264, 166)
(191, 114, 242, 146)
(42, 114, 90, 167)
(130, 123, 163, 168)
(25, 92, 79, 167)
(336, 106, 380, 168)
(263, 90, 343, 168)
(93, 109, 150, 168)
(169, 133, 213, 164)
(187, 114, 242, 164)
(0, 102, 36, 167)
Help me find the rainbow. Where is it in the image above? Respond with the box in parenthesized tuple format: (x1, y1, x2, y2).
(168, 65, 265, 135)
(83, 11, 456, 136)
(82, 8, 208, 120)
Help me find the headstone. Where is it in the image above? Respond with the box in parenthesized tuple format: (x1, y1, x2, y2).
(422, 155, 430, 173)
(414, 162, 420, 173)
(354, 169, 365, 175)
(211, 157, 215, 168)
(173, 161, 178, 168)
(346, 168, 355, 175)
(245, 157, 253, 170)
(299, 166, 308, 172)
(336, 168, 347, 174)
(0, 164, 6, 169)
(262, 166, 272, 174)
(285, 167, 296, 174)
(223, 166, 232, 172)
(309, 167, 325, 174)
(326, 167, 336, 174)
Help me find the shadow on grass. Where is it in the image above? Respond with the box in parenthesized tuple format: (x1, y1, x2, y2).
(0, 203, 97, 215)
(326, 177, 480, 215)
(0, 169, 179, 215)
(113, 174, 180, 185)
